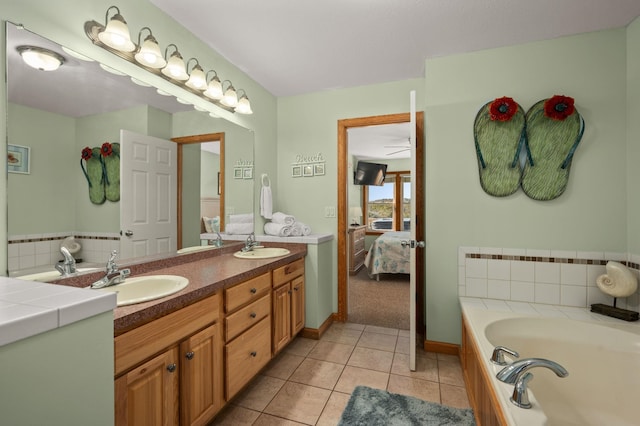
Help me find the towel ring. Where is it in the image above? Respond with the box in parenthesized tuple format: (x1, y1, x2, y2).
(261, 173, 270, 187)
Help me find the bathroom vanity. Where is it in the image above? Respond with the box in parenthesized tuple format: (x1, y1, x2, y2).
(94, 242, 307, 426)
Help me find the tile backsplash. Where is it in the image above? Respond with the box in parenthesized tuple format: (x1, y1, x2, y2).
(458, 246, 640, 312)
(8, 232, 120, 274)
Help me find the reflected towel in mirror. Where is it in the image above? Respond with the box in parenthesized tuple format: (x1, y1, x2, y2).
(225, 222, 253, 234)
(228, 213, 254, 223)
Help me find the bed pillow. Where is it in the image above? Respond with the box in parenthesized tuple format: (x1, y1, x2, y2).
(202, 216, 220, 233)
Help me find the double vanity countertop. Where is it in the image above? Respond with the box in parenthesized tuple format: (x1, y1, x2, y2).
(1, 242, 307, 345)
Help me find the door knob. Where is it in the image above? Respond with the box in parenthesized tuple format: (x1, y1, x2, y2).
(122, 230, 134, 237)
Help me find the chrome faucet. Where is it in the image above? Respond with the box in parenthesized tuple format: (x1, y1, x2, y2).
(241, 232, 258, 252)
(55, 246, 77, 276)
(90, 250, 131, 289)
(496, 358, 568, 409)
(490, 346, 520, 365)
(212, 231, 223, 247)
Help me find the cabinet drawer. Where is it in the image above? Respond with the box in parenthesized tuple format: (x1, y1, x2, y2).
(225, 316, 271, 399)
(225, 272, 271, 313)
(115, 294, 220, 377)
(354, 237, 365, 252)
(273, 258, 305, 288)
(225, 293, 271, 341)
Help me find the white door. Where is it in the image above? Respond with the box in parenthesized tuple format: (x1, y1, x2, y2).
(409, 91, 418, 371)
(120, 130, 177, 259)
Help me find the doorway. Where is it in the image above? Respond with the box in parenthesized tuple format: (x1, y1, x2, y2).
(337, 112, 425, 336)
(171, 133, 225, 249)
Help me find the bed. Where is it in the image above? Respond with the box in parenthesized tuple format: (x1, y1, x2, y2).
(364, 231, 411, 279)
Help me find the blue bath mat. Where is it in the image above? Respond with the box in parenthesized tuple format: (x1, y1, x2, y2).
(338, 386, 476, 426)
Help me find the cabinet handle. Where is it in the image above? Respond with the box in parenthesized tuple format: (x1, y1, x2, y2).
(288, 290, 292, 294)
(250, 351, 257, 357)
(185, 351, 195, 360)
(284, 266, 291, 274)
(294, 287, 299, 291)
(250, 312, 257, 318)
(167, 363, 177, 373)
(250, 287, 257, 294)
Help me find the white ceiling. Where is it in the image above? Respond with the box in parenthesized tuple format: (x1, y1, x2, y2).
(151, 0, 640, 97)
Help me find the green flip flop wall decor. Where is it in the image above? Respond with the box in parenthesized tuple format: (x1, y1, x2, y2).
(80, 146, 106, 205)
(522, 95, 585, 201)
(80, 142, 121, 204)
(101, 142, 120, 202)
(473, 96, 526, 197)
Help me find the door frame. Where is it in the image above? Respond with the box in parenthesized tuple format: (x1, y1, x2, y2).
(336, 112, 425, 335)
(171, 132, 225, 249)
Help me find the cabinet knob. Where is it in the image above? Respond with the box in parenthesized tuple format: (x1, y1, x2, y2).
(288, 290, 292, 294)
(250, 351, 257, 357)
(250, 287, 257, 294)
(185, 351, 195, 360)
(250, 312, 257, 318)
(294, 287, 299, 291)
(167, 363, 177, 373)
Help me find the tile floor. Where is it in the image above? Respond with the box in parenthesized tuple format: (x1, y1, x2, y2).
(210, 322, 470, 425)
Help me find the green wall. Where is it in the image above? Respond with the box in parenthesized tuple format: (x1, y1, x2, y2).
(627, 19, 640, 255)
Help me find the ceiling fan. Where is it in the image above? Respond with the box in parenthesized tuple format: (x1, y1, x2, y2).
(384, 137, 411, 156)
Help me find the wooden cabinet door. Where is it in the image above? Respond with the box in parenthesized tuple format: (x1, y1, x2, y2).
(291, 276, 305, 335)
(272, 283, 291, 354)
(115, 347, 179, 426)
(180, 323, 223, 426)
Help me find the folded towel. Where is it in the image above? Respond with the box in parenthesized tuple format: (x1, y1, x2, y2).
(264, 222, 293, 237)
(225, 222, 253, 235)
(596, 261, 638, 298)
(260, 174, 273, 219)
(293, 221, 311, 236)
(228, 213, 254, 224)
(271, 212, 295, 225)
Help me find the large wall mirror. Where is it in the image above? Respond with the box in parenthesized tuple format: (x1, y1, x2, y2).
(6, 22, 254, 276)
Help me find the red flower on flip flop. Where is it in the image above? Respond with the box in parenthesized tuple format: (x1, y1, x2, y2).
(81, 147, 92, 160)
(100, 142, 113, 157)
(489, 97, 518, 122)
(544, 95, 575, 120)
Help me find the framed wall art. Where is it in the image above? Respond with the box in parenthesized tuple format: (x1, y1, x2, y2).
(7, 144, 30, 174)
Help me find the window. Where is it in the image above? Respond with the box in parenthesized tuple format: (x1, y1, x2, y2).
(363, 171, 411, 232)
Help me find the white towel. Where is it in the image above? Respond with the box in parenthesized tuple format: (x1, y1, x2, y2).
(293, 222, 311, 236)
(228, 213, 254, 224)
(260, 186, 273, 219)
(271, 212, 295, 225)
(264, 222, 293, 237)
(225, 222, 253, 234)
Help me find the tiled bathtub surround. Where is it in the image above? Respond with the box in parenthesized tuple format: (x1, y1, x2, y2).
(458, 247, 640, 312)
(8, 233, 120, 274)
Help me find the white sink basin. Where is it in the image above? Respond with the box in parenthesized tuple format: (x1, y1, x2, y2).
(233, 247, 290, 259)
(177, 245, 217, 254)
(98, 275, 189, 306)
(17, 267, 98, 282)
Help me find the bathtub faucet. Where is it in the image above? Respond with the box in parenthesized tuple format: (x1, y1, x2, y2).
(496, 358, 568, 409)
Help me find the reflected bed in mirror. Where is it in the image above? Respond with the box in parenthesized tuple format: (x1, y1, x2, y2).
(5, 22, 254, 277)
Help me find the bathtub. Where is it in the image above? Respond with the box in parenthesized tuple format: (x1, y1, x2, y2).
(460, 300, 640, 426)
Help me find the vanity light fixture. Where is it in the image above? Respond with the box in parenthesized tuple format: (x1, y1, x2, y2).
(134, 27, 166, 69)
(185, 58, 207, 90)
(17, 46, 65, 71)
(220, 80, 238, 108)
(235, 89, 253, 115)
(97, 6, 135, 52)
(161, 44, 188, 80)
(204, 70, 223, 100)
(85, 5, 252, 114)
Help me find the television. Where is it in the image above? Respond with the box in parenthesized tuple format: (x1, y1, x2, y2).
(353, 161, 387, 186)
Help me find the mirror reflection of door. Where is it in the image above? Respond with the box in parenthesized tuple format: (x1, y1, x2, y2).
(172, 133, 225, 250)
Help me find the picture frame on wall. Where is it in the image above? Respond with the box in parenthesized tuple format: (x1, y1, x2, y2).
(234, 167, 243, 179)
(292, 165, 302, 177)
(303, 165, 314, 177)
(314, 163, 325, 176)
(243, 167, 253, 179)
(7, 144, 30, 174)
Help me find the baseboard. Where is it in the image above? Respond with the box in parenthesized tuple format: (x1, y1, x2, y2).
(300, 314, 335, 340)
(424, 339, 460, 357)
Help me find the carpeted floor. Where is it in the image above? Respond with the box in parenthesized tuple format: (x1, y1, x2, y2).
(339, 386, 476, 426)
(348, 267, 410, 330)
